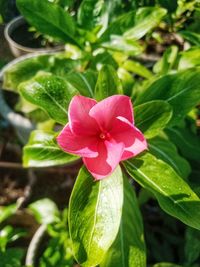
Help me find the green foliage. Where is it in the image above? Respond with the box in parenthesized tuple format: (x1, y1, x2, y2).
(19, 73, 78, 125)
(134, 100, 173, 139)
(184, 227, 200, 265)
(23, 130, 78, 167)
(124, 153, 200, 230)
(100, 175, 146, 267)
(0, 248, 25, 267)
(149, 137, 191, 179)
(69, 166, 123, 266)
(94, 65, 123, 100)
(16, 0, 80, 46)
(136, 69, 200, 126)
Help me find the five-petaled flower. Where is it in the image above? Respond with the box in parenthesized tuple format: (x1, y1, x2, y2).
(57, 95, 147, 180)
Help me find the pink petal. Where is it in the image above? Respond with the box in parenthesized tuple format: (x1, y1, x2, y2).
(83, 140, 124, 180)
(57, 124, 98, 158)
(68, 95, 99, 135)
(89, 95, 134, 131)
(110, 116, 147, 160)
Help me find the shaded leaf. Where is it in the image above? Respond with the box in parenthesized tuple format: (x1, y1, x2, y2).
(134, 100, 173, 139)
(94, 64, 123, 101)
(66, 70, 97, 97)
(166, 127, 200, 162)
(149, 137, 191, 179)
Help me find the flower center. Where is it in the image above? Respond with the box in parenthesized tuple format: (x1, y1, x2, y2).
(99, 132, 111, 140)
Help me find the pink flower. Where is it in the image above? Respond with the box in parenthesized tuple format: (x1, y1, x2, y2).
(57, 95, 147, 180)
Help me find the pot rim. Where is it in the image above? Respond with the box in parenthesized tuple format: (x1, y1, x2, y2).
(4, 16, 63, 53)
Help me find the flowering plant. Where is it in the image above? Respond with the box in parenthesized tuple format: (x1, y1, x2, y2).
(1, 0, 200, 266)
(5, 63, 197, 267)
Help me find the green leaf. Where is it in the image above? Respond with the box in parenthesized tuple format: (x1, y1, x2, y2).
(78, 0, 108, 35)
(3, 53, 81, 91)
(66, 70, 97, 97)
(153, 46, 178, 74)
(135, 69, 200, 126)
(16, 0, 80, 46)
(69, 166, 123, 267)
(99, 10, 136, 43)
(123, 60, 153, 79)
(29, 198, 60, 224)
(23, 130, 78, 167)
(149, 137, 191, 179)
(178, 47, 200, 70)
(90, 51, 118, 70)
(134, 100, 173, 139)
(19, 73, 78, 125)
(0, 248, 24, 267)
(124, 152, 200, 230)
(153, 264, 182, 267)
(0, 204, 17, 223)
(101, 36, 143, 56)
(3, 55, 50, 91)
(184, 227, 200, 265)
(100, 176, 146, 267)
(123, 7, 166, 40)
(166, 127, 200, 162)
(94, 65, 123, 101)
(180, 31, 200, 46)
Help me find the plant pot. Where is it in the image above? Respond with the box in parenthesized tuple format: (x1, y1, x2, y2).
(4, 16, 64, 58)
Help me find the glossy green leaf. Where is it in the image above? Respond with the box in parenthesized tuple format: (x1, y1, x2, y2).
(100, 175, 146, 267)
(66, 70, 97, 97)
(23, 130, 78, 167)
(94, 65, 123, 101)
(184, 227, 200, 265)
(16, 0, 79, 46)
(69, 166, 123, 267)
(135, 69, 200, 126)
(124, 7, 166, 40)
(166, 127, 200, 162)
(124, 152, 200, 230)
(123, 60, 153, 79)
(149, 137, 191, 179)
(134, 100, 173, 139)
(19, 73, 78, 125)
